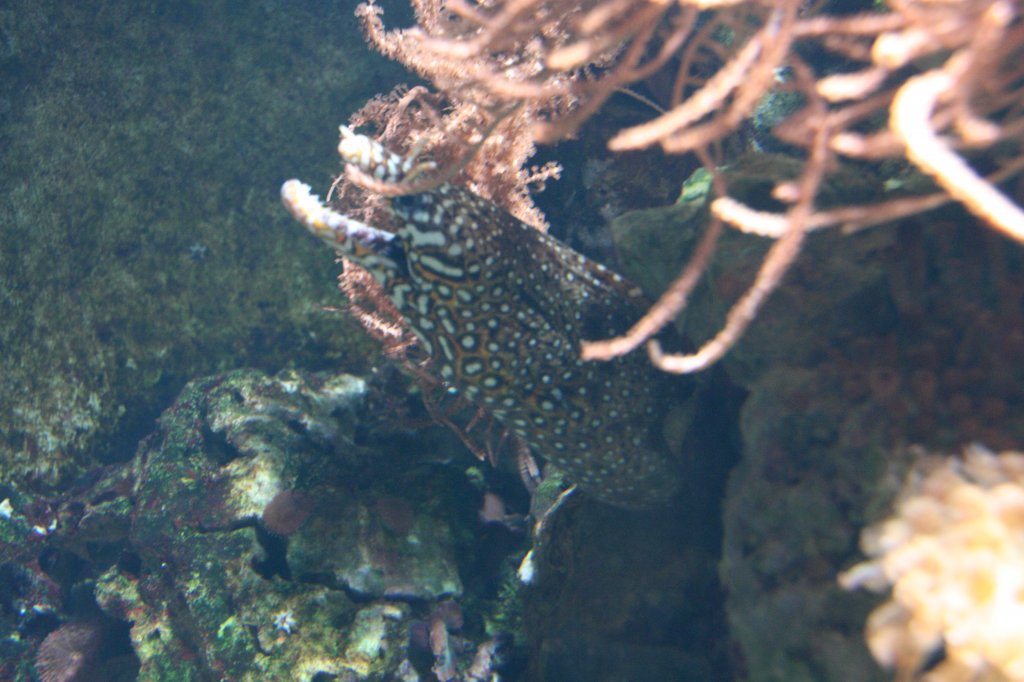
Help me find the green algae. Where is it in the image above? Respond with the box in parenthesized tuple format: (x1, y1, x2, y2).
(75, 366, 501, 681)
(0, 0, 405, 488)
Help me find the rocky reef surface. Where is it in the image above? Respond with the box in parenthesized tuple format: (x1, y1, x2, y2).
(611, 156, 1024, 681)
(0, 0, 403, 487)
(4, 1, 1023, 681)
(1, 365, 734, 681)
(1, 369, 490, 680)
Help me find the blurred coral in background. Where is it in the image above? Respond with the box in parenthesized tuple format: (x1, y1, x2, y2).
(350, 0, 1024, 373)
(841, 445, 1024, 681)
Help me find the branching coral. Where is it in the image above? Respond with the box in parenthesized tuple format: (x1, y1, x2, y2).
(840, 445, 1024, 681)
(352, 0, 1024, 374)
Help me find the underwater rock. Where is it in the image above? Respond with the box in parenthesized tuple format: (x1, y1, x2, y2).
(721, 367, 890, 682)
(608, 148, 1024, 681)
(0, 0, 403, 488)
(611, 153, 892, 386)
(3, 364, 524, 681)
(519, 490, 732, 681)
(719, 223, 1024, 681)
(0, 469, 141, 681)
(95, 368, 372, 680)
(288, 487, 462, 600)
(90, 367, 471, 681)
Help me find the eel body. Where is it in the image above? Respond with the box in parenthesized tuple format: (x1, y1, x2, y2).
(282, 129, 690, 507)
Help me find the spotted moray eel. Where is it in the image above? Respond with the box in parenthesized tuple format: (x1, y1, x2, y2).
(282, 128, 692, 508)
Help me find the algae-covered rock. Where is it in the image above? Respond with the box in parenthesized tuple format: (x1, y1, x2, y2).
(519, 492, 732, 681)
(721, 367, 890, 682)
(93, 368, 368, 680)
(610, 201, 708, 304)
(512, 387, 740, 680)
(0, 0, 405, 488)
(718, 222, 1024, 681)
(611, 154, 892, 386)
(85, 367, 477, 681)
(2, 364, 524, 681)
(289, 488, 463, 600)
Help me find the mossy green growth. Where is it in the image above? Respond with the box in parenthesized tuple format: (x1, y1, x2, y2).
(86, 366, 489, 680)
(676, 166, 714, 206)
(0, 493, 30, 545)
(0, 0, 405, 488)
(485, 561, 527, 646)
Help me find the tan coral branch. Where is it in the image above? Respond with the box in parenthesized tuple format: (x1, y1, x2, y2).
(891, 69, 1024, 244)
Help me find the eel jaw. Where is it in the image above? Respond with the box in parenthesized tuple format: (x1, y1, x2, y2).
(280, 179, 404, 283)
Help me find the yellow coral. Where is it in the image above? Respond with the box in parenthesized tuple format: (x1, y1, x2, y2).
(840, 445, 1024, 681)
